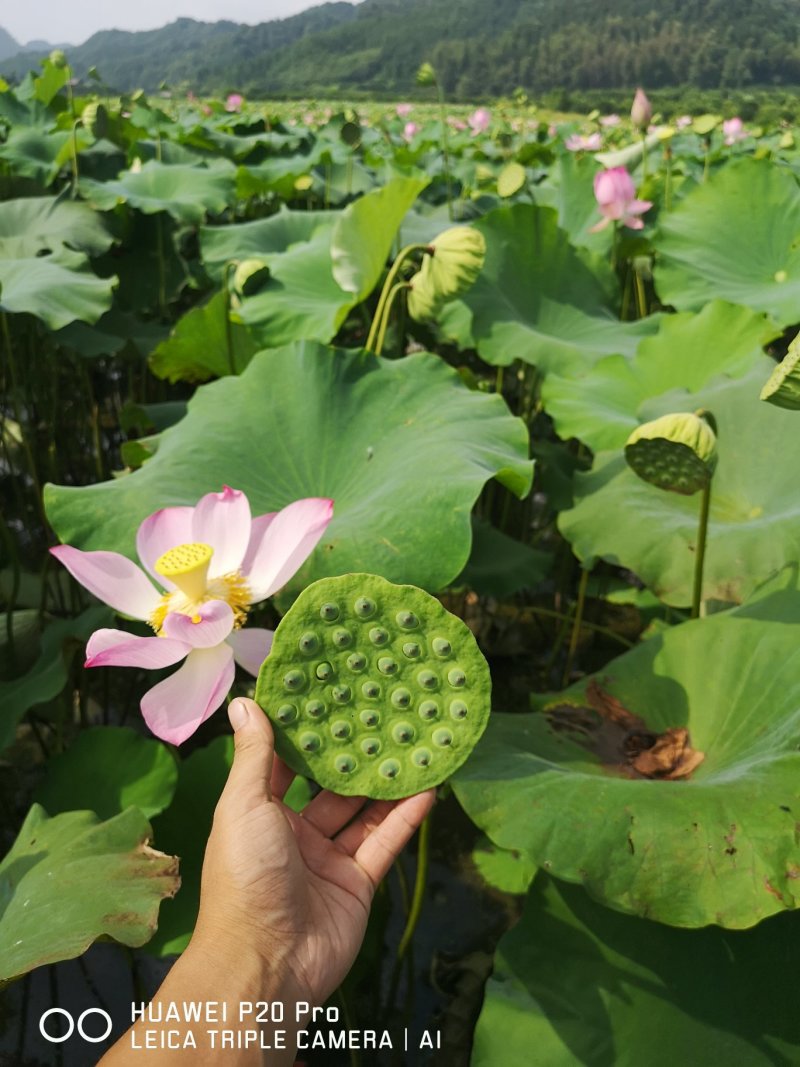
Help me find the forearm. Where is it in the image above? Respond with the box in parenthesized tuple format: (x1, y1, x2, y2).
(99, 940, 303, 1067)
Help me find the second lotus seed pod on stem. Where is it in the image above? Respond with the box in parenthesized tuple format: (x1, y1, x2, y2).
(625, 411, 717, 496)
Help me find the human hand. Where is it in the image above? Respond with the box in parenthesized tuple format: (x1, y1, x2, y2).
(192, 696, 435, 1008)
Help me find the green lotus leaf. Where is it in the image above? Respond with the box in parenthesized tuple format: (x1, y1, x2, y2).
(44, 342, 533, 594)
(473, 876, 800, 1067)
(457, 517, 552, 597)
(0, 196, 113, 259)
(533, 152, 613, 253)
(761, 328, 800, 410)
(0, 805, 179, 984)
(452, 204, 660, 376)
(149, 290, 258, 382)
(471, 836, 537, 895)
(34, 727, 178, 821)
(496, 161, 527, 199)
(200, 207, 339, 279)
(0, 247, 117, 327)
(0, 127, 76, 186)
(654, 158, 800, 324)
(454, 586, 800, 928)
(559, 359, 800, 606)
(541, 301, 776, 452)
(80, 159, 237, 224)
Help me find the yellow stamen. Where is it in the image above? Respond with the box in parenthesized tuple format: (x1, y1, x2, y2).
(191, 614, 202, 624)
(154, 542, 213, 601)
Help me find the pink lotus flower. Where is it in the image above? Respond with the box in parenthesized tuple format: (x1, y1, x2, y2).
(631, 88, 652, 130)
(565, 132, 602, 152)
(447, 116, 467, 131)
(225, 93, 244, 112)
(396, 103, 413, 118)
(675, 114, 693, 130)
(599, 114, 621, 128)
(468, 108, 491, 135)
(403, 121, 421, 141)
(723, 117, 746, 145)
(51, 488, 333, 745)
(590, 167, 652, 232)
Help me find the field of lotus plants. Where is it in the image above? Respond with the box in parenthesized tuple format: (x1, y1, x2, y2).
(2, 52, 800, 1065)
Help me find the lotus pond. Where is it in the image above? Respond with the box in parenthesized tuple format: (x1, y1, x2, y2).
(1, 57, 800, 1065)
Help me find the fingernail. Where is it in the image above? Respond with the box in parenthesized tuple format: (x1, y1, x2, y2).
(228, 699, 250, 731)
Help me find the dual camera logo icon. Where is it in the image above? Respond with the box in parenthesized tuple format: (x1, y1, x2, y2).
(39, 1007, 113, 1043)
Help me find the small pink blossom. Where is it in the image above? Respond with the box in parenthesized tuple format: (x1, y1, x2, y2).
(403, 121, 421, 141)
(396, 102, 413, 118)
(468, 107, 491, 135)
(565, 132, 602, 152)
(675, 114, 693, 130)
(723, 117, 746, 145)
(51, 488, 334, 745)
(447, 116, 467, 131)
(225, 93, 244, 112)
(599, 114, 621, 128)
(590, 167, 652, 232)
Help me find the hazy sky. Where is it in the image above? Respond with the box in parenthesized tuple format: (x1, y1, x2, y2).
(4, 1, 341, 46)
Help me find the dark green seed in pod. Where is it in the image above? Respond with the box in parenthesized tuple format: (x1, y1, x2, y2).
(378, 657, 398, 675)
(305, 699, 325, 718)
(276, 704, 297, 724)
(354, 596, 377, 618)
(300, 731, 321, 752)
(419, 700, 439, 721)
(347, 652, 367, 672)
(391, 687, 412, 709)
(417, 669, 438, 690)
(335, 755, 357, 774)
(361, 738, 381, 756)
(433, 727, 453, 747)
(450, 700, 468, 720)
(403, 641, 421, 658)
(412, 748, 432, 767)
(333, 628, 352, 649)
(362, 680, 381, 699)
(330, 720, 351, 740)
(320, 603, 340, 621)
(369, 627, 389, 646)
(379, 758, 400, 778)
(283, 669, 305, 692)
(448, 667, 466, 688)
(396, 610, 419, 629)
(392, 722, 415, 744)
(432, 637, 451, 657)
(332, 685, 352, 704)
(360, 709, 380, 727)
(298, 632, 319, 654)
(316, 662, 334, 682)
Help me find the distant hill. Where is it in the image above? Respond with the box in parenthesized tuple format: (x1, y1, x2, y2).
(0, 28, 60, 63)
(3, 0, 800, 97)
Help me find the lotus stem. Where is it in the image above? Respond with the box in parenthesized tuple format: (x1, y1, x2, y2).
(373, 282, 410, 357)
(563, 565, 591, 687)
(634, 267, 648, 319)
(223, 263, 237, 375)
(436, 82, 454, 220)
(365, 243, 429, 353)
(397, 813, 430, 960)
(692, 477, 712, 619)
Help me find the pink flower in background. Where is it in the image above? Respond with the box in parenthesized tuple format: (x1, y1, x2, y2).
(723, 117, 746, 144)
(468, 108, 491, 135)
(565, 132, 602, 152)
(599, 114, 621, 128)
(590, 167, 652, 232)
(51, 488, 333, 745)
(675, 114, 693, 130)
(396, 102, 413, 118)
(225, 93, 244, 112)
(631, 87, 653, 129)
(403, 121, 421, 141)
(447, 116, 467, 131)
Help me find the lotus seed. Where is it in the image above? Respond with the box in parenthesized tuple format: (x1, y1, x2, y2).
(369, 627, 389, 646)
(396, 610, 419, 629)
(378, 656, 398, 675)
(361, 738, 381, 756)
(392, 722, 415, 744)
(299, 731, 321, 752)
(330, 720, 351, 740)
(417, 669, 438, 690)
(379, 758, 401, 779)
(412, 748, 432, 767)
(362, 680, 381, 699)
(402, 641, 421, 658)
(347, 652, 367, 672)
(332, 684, 352, 704)
(298, 632, 319, 654)
(432, 637, 451, 657)
(419, 699, 439, 721)
(450, 699, 468, 720)
(316, 662, 334, 682)
(448, 667, 466, 688)
(335, 755, 357, 774)
(433, 727, 453, 747)
(305, 699, 325, 718)
(354, 596, 377, 618)
(333, 628, 352, 649)
(320, 603, 340, 621)
(360, 709, 380, 727)
(276, 704, 297, 724)
(283, 669, 305, 691)
(391, 687, 412, 709)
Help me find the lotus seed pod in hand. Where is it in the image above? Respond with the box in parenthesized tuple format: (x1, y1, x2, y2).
(255, 573, 492, 799)
(760, 332, 800, 410)
(625, 412, 717, 495)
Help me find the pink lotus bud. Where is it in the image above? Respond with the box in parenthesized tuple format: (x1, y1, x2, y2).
(591, 167, 652, 232)
(225, 93, 244, 112)
(396, 103, 413, 118)
(600, 114, 621, 128)
(630, 88, 652, 130)
(675, 114, 692, 130)
(403, 121, 421, 141)
(468, 108, 491, 135)
(723, 117, 746, 145)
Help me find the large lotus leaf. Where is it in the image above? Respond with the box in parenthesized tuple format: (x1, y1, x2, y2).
(453, 204, 660, 376)
(454, 585, 800, 928)
(55, 309, 168, 359)
(533, 152, 613, 254)
(200, 207, 340, 280)
(331, 175, 428, 299)
(457, 517, 552, 597)
(149, 290, 258, 382)
(0, 804, 179, 984)
(0, 247, 117, 328)
(0, 608, 111, 753)
(472, 876, 800, 1067)
(34, 727, 178, 821)
(44, 342, 533, 593)
(654, 159, 800, 324)
(0, 196, 113, 259)
(0, 128, 75, 186)
(542, 301, 777, 452)
(559, 359, 800, 606)
(80, 159, 237, 224)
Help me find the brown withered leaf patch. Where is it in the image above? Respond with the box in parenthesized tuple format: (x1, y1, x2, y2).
(546, 678, 704, 781)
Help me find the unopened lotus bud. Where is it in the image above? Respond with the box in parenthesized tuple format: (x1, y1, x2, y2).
(625, 412, 717, 495)
(49, 49, 67, 70)
(761, 332, 800, 410)
(232, 258, 270, 296)
(631, 87, 653, 130)
(425, 226, 486, 299)
(81, 102, 108, 138)
(407, 266, 441, 322)
(416, 62, 437, 87)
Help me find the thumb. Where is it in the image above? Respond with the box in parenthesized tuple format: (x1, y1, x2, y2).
(221, 697, 275, 804)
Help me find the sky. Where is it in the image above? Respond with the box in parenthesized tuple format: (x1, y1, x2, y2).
(3, 0, 340, 46)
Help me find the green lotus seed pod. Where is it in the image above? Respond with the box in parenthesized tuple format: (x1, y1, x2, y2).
(416, 61, 437, 86)
(407, 269, 442, 323)
(761, 333, 800, 410)
(407, 227, 486, 323)
(49, 49, 68, 69)
(81, 102, 108, 138)
(232, 258, 270, 297)
(256, 573, 491, 799)
(624, 412, 717, 495)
